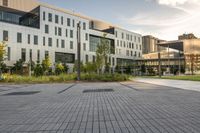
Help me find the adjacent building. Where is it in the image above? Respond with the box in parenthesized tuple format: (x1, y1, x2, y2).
(0, 0, 142, 72)
(142, 35, 165, 54)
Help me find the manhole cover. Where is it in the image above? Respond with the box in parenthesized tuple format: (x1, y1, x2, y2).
(83, 89, 114, 93)
(4, 91, 40, 96)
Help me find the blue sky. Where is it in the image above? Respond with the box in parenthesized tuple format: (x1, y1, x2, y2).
(40, 0, 200, 40)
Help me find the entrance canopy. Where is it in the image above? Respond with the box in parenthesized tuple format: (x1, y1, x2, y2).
(158, 40, 184, 52)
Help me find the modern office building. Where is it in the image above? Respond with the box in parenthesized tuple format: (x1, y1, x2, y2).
(0, 0, 142, 72)
(137, 38, 200, 75)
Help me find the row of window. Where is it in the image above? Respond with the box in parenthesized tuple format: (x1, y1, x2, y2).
(116, 40, 142, 50)
(2, 30, 88, 49)
(43, 11, 86, 30)
(115, 31, 141, 42)
(3, 30, 39, 44)
(44, 24, 89, 40)
(116, 48, 141, 57)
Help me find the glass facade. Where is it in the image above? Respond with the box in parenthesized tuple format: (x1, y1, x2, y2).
(89, 35, 115, 54)
(0, 7, 40, 28)
(55, 52, 75, 63)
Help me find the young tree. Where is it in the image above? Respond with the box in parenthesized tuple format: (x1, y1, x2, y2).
(13, 59, 24, 75)
(42, 56, 51, 75)
(0, 42, 6, 79)
(55, 63, 64, 75)
(96, 34, 110, 74)
(34, 62, 44, 77)
(85, 62, 97, 74)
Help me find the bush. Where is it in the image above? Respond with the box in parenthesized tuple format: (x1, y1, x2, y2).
(34, 63, 44, 77)
(55, 63, 64, 75)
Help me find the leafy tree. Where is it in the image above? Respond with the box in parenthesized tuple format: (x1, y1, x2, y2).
(96, 34, 110, 74)
(63, 64, 69, 73)
(0, 42, 6, 79)
(42, 56, 51, 75)
(73, 60, 85, 72)
(34, 62, 43, 77)
(12, 59, 24, 75)
(85, 62, 97, 74)
(105, 63, 110, 73)
(55, 63, 64, 75)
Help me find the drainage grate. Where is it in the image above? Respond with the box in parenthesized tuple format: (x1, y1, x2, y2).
(83, 89, 114, 93)
(4, 91, 40, 96)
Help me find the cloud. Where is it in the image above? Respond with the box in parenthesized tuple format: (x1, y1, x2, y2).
(122, 0, 200, 40)
(156, 0, 198, 6)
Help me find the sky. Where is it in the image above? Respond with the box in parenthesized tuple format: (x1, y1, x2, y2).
(39, 0, 200, 40)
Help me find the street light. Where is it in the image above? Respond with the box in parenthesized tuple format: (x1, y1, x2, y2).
(77, 22, 81, 81)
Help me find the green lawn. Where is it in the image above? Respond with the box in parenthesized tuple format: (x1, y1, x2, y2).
(143, 75, 200, 81)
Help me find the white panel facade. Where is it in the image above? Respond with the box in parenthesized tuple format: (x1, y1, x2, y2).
(0, 2, 142, 72)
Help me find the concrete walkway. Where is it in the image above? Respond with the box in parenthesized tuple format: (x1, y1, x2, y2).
(135, 78, 200, 92)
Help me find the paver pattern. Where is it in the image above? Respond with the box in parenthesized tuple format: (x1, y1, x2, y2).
(0, 82, 200, 133)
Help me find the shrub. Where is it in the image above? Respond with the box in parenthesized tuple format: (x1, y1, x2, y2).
(34, 63, 44, 77)
(55, 63, 64, 75)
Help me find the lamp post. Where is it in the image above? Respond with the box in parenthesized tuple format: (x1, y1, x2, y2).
(77, 22, 81, 81)
(158, 44, 162, 78)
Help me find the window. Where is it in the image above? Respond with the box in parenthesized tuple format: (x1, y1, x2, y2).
(37, 50, 40, 62)
(117, 40, 119, 46)
(34, 35, 38, 45)
(73, 19, 75, 27)
(61, 40, 65, 48)
(92, 56, 96, 63)
(55, 15, 59, 24)
(65, 29, 68, 37)
(3, 0, 8, 6)
(83, 22, 86, 30)
(43, 37, 46, 46)
(45, 51, 49, 58)
(55, 27, 57, 35)
(70, 30, 73, 38)
(29, 49, 32, 60)
(132, 43, 135, 49)
(85, 33, 88, 41)
(48, 13, 52, 22)
(7, 47, 10, 61)
(61, 16, 63, 25)
(58, 27, 62, 36)
(122, 33, 124, 39)
(48, 38, 52, 47)
(85, 55, 88, 63)
(67, 18, 70, 26)
(3, 30, 8, 41)
(129, 50, 133, 56)
(28, 34, 30, 44)
(56, 39, 59, 48)
(21, 48, 26, 62)
(17, 33, 22, 43)
(70, 41, 73, 49)
(135, 51, 137, 57)
(83, 43, 86, 51)
(126, 50, 129, 56)
(45, 25, 49, 34)
(43, 12, 45, 21)
(115, 31, 118, 37)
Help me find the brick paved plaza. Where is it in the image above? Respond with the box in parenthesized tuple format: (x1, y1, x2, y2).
(0, 82, 200, 133)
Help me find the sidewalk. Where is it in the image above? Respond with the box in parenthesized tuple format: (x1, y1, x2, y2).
(134, 78, 200, 92)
